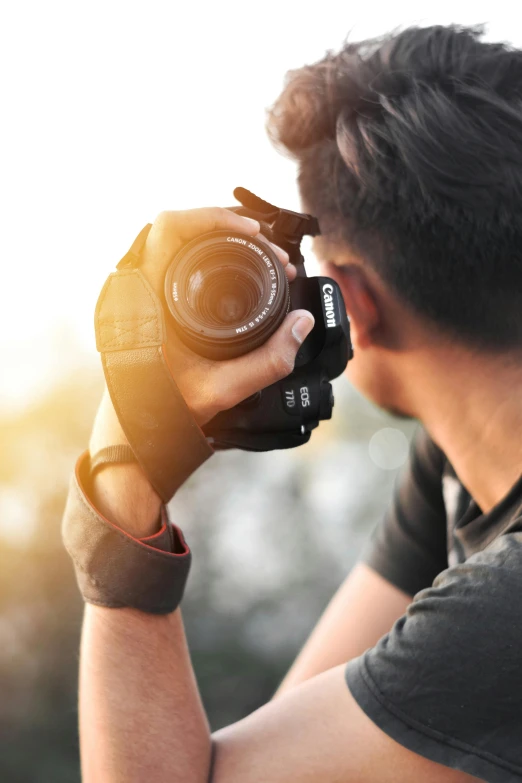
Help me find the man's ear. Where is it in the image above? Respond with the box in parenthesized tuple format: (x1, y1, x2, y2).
(325, 263, 380, 349)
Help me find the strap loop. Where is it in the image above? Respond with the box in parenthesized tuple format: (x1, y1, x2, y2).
(89, 445, 137, 476)
(62, 452, 191, 614)
(95, 228, 214, 503)
(116, 223, 152, 269)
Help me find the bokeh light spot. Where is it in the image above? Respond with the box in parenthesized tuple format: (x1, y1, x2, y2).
(368, 427, 409, 470)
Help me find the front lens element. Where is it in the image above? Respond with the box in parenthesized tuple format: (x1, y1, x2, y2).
(186, 261, 263, 327)
(164, 231, 290, 359)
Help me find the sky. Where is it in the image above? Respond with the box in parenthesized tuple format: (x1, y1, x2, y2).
(2, 0, 522, 409)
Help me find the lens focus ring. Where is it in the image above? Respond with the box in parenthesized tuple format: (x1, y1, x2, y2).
(164, 230, 290, 360)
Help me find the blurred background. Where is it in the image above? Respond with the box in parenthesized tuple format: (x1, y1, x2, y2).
(1, 1, 519, 780)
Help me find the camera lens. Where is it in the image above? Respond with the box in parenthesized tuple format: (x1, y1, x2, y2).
(164, 231, 290, 359)
(186, 261, 262, 326)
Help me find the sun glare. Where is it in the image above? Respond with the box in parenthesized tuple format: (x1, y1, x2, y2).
(1, 0, 520, 408)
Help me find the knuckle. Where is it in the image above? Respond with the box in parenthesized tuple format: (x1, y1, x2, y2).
(209, 206, 228, 225)
(152, 210, 174, 235)
(154, 210, 169, 226)
(269, 350, 294, 380)
(192, 382, 221, 424)
(219, 386, 236, 412)
(206, 370, 234, 414)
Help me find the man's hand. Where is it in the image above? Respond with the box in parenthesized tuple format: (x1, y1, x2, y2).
(88, 207, 314, 536)
(140, 207, 313, 426)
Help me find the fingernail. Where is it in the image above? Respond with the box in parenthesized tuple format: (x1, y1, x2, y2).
(292, 314, 315, 344)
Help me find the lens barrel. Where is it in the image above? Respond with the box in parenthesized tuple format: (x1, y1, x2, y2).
(164, 230, 290, 360)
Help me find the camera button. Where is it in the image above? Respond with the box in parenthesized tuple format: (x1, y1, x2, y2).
(319, 382, 334, 419)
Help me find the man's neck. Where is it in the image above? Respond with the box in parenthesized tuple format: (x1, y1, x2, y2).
(406, 349, 522, 514)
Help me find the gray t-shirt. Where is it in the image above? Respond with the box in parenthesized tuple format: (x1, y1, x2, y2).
(346, 426, 522, 783)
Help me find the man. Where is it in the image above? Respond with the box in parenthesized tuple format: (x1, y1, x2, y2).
(63, 24, 522, 782)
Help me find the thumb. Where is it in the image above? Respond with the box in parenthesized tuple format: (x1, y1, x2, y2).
(222, 309, 315, 408)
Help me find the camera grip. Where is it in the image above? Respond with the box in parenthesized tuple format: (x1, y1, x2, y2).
(95, 268, 214, 502)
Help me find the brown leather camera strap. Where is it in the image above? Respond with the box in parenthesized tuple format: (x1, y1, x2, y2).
(94, 231, 214, 503)
(62, 450, 192, 614)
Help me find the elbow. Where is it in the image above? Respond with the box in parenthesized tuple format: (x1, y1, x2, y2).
(207, 739, 218, 783)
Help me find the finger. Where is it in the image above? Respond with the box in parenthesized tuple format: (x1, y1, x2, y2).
(255, 235, 297, 281)
(216, 309, 315, 409)
(260, 236, 289, 266)
(156, 207, 260, 243)
(285, 263, 297, 282)
(141, 207, 260, 290)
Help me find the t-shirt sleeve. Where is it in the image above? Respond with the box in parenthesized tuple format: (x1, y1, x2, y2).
(361, 426, 448, 596)
(346, 535, 522, 783)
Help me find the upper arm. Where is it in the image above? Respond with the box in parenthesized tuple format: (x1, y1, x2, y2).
(275, 562, 411, 694)
(212, 666, 479, 783)
(277, 427, 447, 695)
(213, 536, 522, 783)
(277, 428, 447, 697)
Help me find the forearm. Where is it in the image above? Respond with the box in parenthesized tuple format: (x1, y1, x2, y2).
(73, 206, 315, 782)
(79, 463, 211, 783)
(80, 605, 211, 783)
(275, 563, 411, 697)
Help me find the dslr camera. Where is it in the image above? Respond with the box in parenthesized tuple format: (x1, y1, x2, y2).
(164, 188, 353, 451)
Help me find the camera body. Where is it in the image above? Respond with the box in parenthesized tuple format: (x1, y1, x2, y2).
(204, 272, 351, 450)
(165, 188, 353, 451)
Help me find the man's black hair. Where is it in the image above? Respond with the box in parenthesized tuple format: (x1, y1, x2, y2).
(267, 24, 522, 350)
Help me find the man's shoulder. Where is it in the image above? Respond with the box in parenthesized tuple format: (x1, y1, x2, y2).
(348, 529, 522, 782)
(466, 528, 522, 571)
